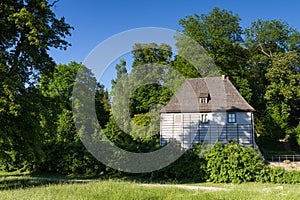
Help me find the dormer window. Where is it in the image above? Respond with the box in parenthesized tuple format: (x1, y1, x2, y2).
(199, 93, 209, 104)
(200, 98, 208, 104)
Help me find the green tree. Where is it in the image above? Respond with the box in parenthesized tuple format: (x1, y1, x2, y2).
(95, 82, 110, 128)
(39, 62, 110, 143)
(111, 59, 127, 89)
(245, 19, 300, 141)
(0, 0, 73, 170)
(132, 43, 172, 67)
(245, 19, 300, 111)
(171, 56, 200, 78)
(106, 44, 177, 152)
(39, 62, 81, 143)
(245, 19, 300, 59)
(130, 43, 174, 116)
(265, 51, 300, 130)
(39, 63, 110, 174)
(178, 7, 251, 101)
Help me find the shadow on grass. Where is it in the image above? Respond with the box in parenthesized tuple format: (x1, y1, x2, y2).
(0, 176, 73, 191)
(0, 170, 202, 191)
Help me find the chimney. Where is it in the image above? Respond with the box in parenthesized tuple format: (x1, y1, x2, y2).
(221, 75, 226, 80)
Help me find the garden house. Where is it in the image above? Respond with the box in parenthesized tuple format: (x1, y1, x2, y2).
(160, 75, 255, 149)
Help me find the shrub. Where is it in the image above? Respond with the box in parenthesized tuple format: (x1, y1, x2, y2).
(206, 141, 264, 183)
(255, 165, 300, 184)
(268, 167, 286, 183)
(38, 142, 106, 175)
(150, 144, 207, 183)
(285, 170, 300, 184)
(255, 166, 272, 183)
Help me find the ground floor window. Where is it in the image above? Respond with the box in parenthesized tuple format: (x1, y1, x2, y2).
(201, 114, 209, 123)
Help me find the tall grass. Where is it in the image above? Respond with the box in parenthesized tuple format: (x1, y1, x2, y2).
(0, 178, 299, 200)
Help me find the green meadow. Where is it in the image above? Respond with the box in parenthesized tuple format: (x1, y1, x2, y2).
(0, 177, 299, 200)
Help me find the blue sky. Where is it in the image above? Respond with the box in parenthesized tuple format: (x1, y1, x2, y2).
(49, 0, 300, 89)
(50, 0, 300, 64)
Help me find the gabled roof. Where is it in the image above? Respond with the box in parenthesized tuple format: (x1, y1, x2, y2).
(161, 76, 255, 113)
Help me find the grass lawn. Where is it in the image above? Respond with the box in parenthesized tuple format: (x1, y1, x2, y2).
(0, 176, 300, 200)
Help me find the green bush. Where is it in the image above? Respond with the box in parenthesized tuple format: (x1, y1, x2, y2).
(255, 166, 272, 183)
(268, 167, 286, 183)
(37, 140, 300, 184)
(284, 170, 300, 184)
(206, 141, 264, 183)
(150, 144, 207, 183)
(38, 142, 106, 175)
(255, 165, 300, 184)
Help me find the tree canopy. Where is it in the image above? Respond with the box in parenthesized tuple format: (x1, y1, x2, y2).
(0, 0, 73, 170)
(1, 3, 300, 173)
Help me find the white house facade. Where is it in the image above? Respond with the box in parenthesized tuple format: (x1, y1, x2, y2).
(160, 76, 255, 149)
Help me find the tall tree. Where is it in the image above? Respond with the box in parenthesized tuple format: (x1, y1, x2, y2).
(245, 19, 300, 59)
(130, 42, 174, 114)
(39, 62, 110, 143)
(178, 7, 251, 101)
(95, 82, 110, 129)
(265, 51, 300, 130)
(111, 59, 127, 89)
(0, 0, 73, 170)
(245, 19, 300, 141)
(39, 62, 80, 143)
(245, 19, 300, 111)
(107, 44, 176, 151)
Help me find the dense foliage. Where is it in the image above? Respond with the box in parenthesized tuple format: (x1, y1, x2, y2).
(0, 1, 300, 184)
(149, 144, 208, 182)
(206, 142, 264, 183)
(0, 0, 73, 170)
(151, 143, 300, 184)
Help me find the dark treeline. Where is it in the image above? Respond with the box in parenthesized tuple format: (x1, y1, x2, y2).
(1, 1, 300, 177)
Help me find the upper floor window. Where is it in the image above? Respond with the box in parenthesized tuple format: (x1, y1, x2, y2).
(228, 113, 236, 123)
(200, 98, 208, 104)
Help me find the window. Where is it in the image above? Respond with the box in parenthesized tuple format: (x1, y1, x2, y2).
(228, 113, 236, 123)
(174, 114, 182, 124)
(200, 98, 208, 104)
(201, 114, 209, 123)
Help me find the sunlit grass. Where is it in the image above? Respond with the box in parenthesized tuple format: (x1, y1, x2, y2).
(0, 176, 300, 200)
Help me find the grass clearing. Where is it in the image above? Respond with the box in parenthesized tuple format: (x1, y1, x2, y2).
(0, 176, 300, 199)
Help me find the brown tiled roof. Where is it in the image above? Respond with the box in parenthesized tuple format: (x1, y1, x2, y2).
(161, 76, 255, 113)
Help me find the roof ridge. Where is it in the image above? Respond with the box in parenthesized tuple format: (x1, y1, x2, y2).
(186, 76, 221, 80)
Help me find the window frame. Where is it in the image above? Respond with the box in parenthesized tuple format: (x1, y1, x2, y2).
(200, 98, 208, 104)
(200, 114, 209, 124)
(227, 113, 236, 123)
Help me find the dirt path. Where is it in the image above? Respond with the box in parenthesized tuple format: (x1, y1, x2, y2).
(29, 176, 96, 183)
(139, 183, 228, 191)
